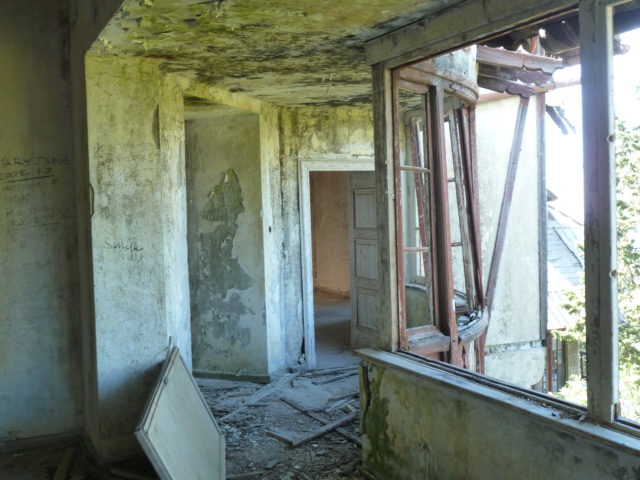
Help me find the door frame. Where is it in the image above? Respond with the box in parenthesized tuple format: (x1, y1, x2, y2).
(299, 154, 375, 368)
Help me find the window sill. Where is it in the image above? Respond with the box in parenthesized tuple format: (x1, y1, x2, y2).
(356, 348, 640, 455)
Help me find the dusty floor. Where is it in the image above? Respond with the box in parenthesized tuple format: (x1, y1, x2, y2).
(0, 366, 364, 480)
(0, 292, 365, 480)
(199, 364, 364, 480)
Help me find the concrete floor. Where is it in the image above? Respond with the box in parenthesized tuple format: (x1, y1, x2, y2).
(314, 290, 359, 369)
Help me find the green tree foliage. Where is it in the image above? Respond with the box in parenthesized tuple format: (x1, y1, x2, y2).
(554, 120, 640, 422)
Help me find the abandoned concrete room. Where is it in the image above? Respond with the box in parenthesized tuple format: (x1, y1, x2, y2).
(2, 0, 640, 479)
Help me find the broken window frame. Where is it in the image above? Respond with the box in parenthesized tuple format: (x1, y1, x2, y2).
(368, 0, 640, 436)
(392, 64, 486, 368)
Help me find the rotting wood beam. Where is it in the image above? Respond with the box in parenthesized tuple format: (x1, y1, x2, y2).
(476, 45, 563, 74)
(477, 63, 553, 86)
(279, 397, 362, 446)
(365, 0, 578, 68)
(477, 76, 541, 98)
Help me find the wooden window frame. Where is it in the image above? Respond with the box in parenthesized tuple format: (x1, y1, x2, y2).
(367, 0, 639, 435)
(392, 67, 486, 367)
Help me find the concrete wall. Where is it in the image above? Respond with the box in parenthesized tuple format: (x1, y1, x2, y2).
(0, 1, 83, 446)
(311, 171, 350, 296)
(476, 96, 544, 387)
(186, 111, 268, 379)
(86, 56, 191, 459)
(278, 106, 374, 364)
(360, 350, 640, 480)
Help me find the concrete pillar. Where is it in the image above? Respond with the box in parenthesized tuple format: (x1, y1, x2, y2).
(85, 56, 191, 460)
(0, 1, 83, 448)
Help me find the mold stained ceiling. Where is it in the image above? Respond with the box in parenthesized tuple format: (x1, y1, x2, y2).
(94, 0, 462, 106)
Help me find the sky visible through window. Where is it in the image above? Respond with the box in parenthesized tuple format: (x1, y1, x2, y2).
(546, 28, 640, 222)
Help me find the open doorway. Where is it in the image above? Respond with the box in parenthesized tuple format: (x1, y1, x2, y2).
(298, 156, 374, 368)
(310, 171, 352, 368)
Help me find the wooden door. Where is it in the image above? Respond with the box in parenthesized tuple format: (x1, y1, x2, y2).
(349, 171, 380, 348)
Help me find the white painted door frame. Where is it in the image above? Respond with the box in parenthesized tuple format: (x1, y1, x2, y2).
(298, 154, 375, 368)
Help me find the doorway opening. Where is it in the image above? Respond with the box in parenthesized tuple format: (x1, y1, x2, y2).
(310, 171, 353, 368)
(298, 156, 375, 369)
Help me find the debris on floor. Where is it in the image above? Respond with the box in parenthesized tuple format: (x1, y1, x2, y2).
(0, 365, 366, 480)
(198, 364, 366, 480)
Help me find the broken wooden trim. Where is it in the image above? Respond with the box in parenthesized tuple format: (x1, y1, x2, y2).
(53, 447, 75, 480)
(485, 96, 530, 314)
(476, 45, 563, 74)
(458, 312, 489, 346)
(312, 371, 358, 385)
(478, 63, 553, 85)
(477, 76, 540, 98)
(221, 372, 299, 421)
(329, 391, 359, 402)
(399, 65, 478, 105)
(267, 411, 358, 448)
(280, 397, 362, 446)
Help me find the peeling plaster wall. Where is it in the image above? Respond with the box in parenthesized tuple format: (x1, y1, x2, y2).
(186, 112, 268, 378)
(278, 106, 374, 365)
(0, 1, 83, 446)
(476, 97, 544, 387)
(86, 55, 191, 459)
(360, 352, 640, 480)
(311, 171, 350, 295)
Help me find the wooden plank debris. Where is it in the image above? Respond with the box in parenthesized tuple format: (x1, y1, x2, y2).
(222, 372, 298, 421)
(312, 371, 357, 385)
(279, 397, 361, 446)
(267, 411, 358, 448)
(328, 390, 359, 402)
(109, 468, 156, 480)
(302, 364, 358, 376)
(53, 447, 75, 480)
(226, 471, 268, 479)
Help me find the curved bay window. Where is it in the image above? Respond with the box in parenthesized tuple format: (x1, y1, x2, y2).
(393, 49, 487, 368)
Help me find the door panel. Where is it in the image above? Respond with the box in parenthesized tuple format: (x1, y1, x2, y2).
(349, 171, 380, 347)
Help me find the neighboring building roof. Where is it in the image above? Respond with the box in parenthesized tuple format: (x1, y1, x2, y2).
(547, 201, 584, 331)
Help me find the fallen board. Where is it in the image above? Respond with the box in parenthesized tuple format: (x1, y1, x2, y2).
(135, 347, 225, 480)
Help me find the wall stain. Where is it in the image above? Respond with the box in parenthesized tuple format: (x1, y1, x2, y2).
(197, 169, 254, 357)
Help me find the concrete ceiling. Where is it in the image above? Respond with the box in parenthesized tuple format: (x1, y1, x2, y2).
(94, 0, 461, 106)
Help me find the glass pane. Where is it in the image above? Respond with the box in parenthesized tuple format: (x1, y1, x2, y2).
(444, 119, 455, 175)
(404, 251, 435, 328)
(401, 170, 431, 249)
(402, 118, 427, 169)
(399, 87, 427, 168)
(448, 181, 461, 244)
(452, 245, 466, 296)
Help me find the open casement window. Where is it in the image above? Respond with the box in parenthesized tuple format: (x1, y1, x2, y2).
(393, 53, 487, 368)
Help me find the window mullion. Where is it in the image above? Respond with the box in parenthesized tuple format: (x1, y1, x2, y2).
(448, 111, 476, 305)
(579, 0, 619, 424)
(427, 85, 462, 366)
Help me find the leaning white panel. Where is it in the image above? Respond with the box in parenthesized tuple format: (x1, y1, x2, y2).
(135, 347, 225, 480)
